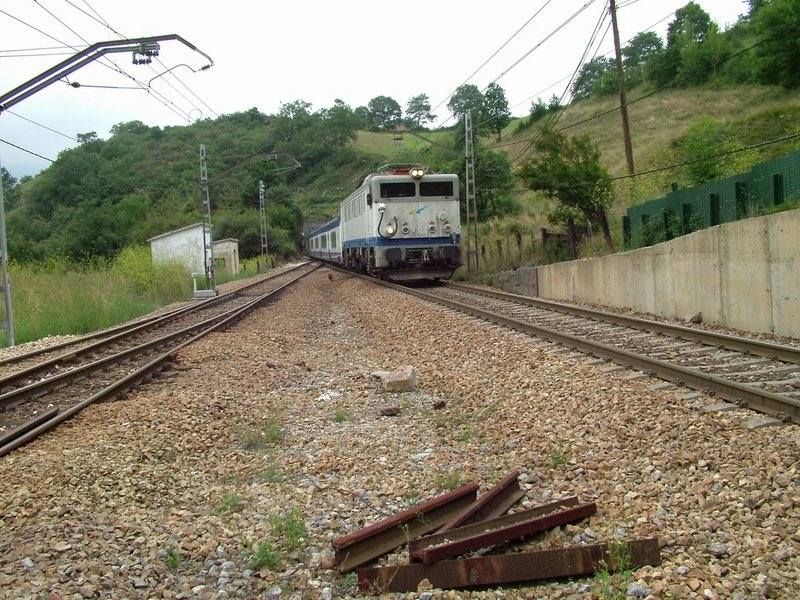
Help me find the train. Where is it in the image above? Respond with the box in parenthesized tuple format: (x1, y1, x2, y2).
(307, 164, 461, 281)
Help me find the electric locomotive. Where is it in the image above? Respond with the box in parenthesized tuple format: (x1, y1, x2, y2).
(308, 165, 461, 281)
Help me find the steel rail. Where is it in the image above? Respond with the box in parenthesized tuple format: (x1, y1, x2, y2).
(360, 275, 800, 424)
(0, 264, 318, 457)
(444, 281, 800, 364)
(0, 262, 310, 369)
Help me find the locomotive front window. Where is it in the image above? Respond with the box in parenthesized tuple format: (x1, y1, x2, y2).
(420, 181, 454, 197)
(380, 182, 416, 198)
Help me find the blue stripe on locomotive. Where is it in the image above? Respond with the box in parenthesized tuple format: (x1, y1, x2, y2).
(342, 234, 461, 249)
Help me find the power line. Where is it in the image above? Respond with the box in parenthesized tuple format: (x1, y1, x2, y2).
(490, 0, 602, 88)
(5, 109, 78, 141)
(438, 0, 603, 133)
(431, 0, 554, 118)
(494, 18, 797, 169)
(611, 130, 800, 182)
(509, 1, 611, 164)
(0, 136, 192, 194)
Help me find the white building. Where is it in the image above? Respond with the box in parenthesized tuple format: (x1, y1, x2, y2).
(148, 224, 239, 275)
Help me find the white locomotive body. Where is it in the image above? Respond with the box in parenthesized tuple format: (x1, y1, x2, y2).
(308, 165, 461, 281)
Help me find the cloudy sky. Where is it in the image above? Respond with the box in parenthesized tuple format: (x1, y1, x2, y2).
(1, 0, 748, 178)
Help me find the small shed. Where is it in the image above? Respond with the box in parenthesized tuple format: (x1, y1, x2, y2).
(148, 224, 239, 275)
(213, 238, 240, 275)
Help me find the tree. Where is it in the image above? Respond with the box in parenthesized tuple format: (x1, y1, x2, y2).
(529, 98, 549, 121)
(571, 57, 615, 100)
(447, 84, 484, 123)
(649, 2, 716, 88)
(750, 0, 800, 88)
(275, 100, 313, 142)
(677, 27, 730, 85)
(366, 95, 402, 130)
(353, 105, 370, 127)
(623, 31, 663, 86)
(547, 94, 563, 113)
(667, 1, 714, 45)
(317, 99, 360, 149)
(1, 167, 16, 191)
(623, 31, 664, 68)
(475, 148, 518, 219)
(1, 167, 19, 210)
(517, 127, 614, 250)
(405, 93, 435, 129)
(76, 131, 99, 145)
(482, 83, 511, 141)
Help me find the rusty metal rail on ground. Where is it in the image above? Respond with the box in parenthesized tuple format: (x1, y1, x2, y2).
(331, 468, 661, 594)
(358, 538, 661, 593)
(436, 469, 526, 533)
(410, 498, 596, 564)
(332, 483, 479, 573)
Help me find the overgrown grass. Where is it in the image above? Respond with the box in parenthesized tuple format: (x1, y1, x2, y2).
(216, 490, 245, 513)
(244, 509, 307, 572)
(4, 247, 193, 346)
(435, 470, 463, 491)
(2, 247, 293, 347)
(164, 546, 182, 571)
(268, 509, 307, 552)
(246, 540, 279, 571)
(549, 445, 571, 468)
(592, 541, 635, 600)
(241, 419, 284, 451)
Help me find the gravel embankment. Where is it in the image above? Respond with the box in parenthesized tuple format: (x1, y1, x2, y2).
(0, 267, 798, 599)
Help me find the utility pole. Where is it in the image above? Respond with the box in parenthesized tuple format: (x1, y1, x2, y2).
(609, 0, 635, 176)
(258, 180, 268, 258)
(0, 157, 13, 346)
(464, 111, 479, 271)
(199, 144, 215, 292)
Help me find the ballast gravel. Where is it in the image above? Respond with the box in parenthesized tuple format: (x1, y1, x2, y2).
(0, 266, 798, 599)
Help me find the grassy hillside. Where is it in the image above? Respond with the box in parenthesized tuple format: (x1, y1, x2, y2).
(466, 84, 800, 262)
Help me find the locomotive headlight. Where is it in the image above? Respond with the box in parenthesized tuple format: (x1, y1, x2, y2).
(410, 167, 425, 179)
(386, 223, 396, 235)
(443, 223, 452, 234)
(437, 211, 448, 221)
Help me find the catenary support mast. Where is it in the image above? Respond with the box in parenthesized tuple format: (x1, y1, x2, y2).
(464, 111, 479, 271)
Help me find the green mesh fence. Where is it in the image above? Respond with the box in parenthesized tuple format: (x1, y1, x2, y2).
(624, 149, 800, 248)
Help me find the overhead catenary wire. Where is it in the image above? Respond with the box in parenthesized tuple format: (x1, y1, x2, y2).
(430, 0, 555, 119)
(60, 0, 219, 119)
(3, 6, 195, 123)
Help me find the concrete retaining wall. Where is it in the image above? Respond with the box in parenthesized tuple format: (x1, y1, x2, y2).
(495, 209, 799, 338)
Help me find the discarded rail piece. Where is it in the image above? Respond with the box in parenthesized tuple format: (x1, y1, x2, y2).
(436, 469, 526, 534)
(410, 497, 594, 564)
(334, 471, 661, 594)
(358, 538, 662, 593)
(332, 483, 479, 573)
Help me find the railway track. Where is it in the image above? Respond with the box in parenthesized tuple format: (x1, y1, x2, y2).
(0, 262, 319, 457)
(365, 275, 799, 425)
